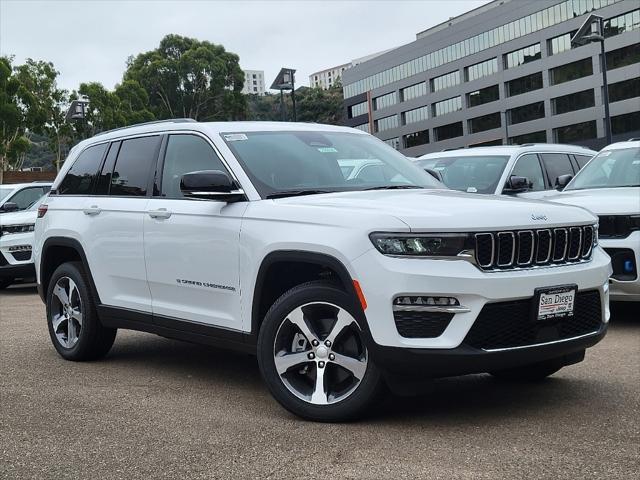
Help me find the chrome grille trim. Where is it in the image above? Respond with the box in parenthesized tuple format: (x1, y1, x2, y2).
(474, 225, 596, 272)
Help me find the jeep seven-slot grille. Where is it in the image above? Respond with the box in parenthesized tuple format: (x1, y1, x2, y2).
(474, 225, 594, 271)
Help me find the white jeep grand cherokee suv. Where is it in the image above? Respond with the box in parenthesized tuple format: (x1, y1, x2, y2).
(34, 120, 611, 421)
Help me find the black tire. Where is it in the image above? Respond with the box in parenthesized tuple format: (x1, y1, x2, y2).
(46, 261, 116, 361)
(490, 359, 564, 381)
(257, 280, 383, 422)
(0, 277, 14, 290)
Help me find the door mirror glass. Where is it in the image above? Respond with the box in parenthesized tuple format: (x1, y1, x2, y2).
(555, 174, 573, 190)
(0, 202, 19, 212)
(180, 170, 244, 201)
(504, 175, 530, 193)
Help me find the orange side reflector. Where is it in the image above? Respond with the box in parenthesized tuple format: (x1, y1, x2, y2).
(352, 280, 367, 311)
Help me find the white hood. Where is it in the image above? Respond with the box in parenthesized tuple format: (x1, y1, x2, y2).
(270, 189, 597, 231)
(546, 187, 640, 216)
(0, 209, 37, 226)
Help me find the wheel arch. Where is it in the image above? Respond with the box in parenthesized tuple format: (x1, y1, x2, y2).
(39, 237, 101, 304)
(250, 250, 361, 339)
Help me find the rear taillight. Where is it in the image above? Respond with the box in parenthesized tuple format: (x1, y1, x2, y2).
(37, 204, 48, 218)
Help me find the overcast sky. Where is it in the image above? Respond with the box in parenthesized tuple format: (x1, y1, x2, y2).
(1, 0, 489, 92)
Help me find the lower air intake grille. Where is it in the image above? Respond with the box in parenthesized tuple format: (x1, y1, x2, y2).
(393, 311, 453, 338)
(464, 290, 602, 350)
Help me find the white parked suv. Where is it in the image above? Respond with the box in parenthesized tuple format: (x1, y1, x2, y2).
(547, 140, 640, 302)
(0, 182, 52, 213)
(34, 120, 611, 421)
(415, 144, 595, 198)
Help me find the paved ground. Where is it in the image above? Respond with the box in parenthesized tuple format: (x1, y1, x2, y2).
(0, 284, 638, 479)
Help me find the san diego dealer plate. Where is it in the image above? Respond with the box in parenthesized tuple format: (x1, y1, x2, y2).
(534, 284, 577, 321)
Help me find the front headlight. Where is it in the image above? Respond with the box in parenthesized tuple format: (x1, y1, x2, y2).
(369, 233, 471, 257)
(0, 224, 35, 236)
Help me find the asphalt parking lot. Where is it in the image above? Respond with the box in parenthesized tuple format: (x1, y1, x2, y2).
(1, 284, 638, 479)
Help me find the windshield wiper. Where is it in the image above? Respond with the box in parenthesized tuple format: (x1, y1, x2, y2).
(364, 185, 423, 191)
(265, 189, 335, 199)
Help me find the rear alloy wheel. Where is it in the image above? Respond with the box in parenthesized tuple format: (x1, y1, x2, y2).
(258, 281, 382, 422)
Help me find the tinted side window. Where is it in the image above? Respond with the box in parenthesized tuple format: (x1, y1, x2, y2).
(8, 187, 47, 210)
(575, 154, 592, 169)
(58, 143, 108, 195)
(540, 153, 574, 185)
(111, 136, 161, 197)
(95, 142, 121, 195)
(511, 154, 545, 191)
(160, 134, 228, 198)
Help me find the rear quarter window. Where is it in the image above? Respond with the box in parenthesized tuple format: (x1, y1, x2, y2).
(110, 136, 161, 197)
(58, 143, 108, 195)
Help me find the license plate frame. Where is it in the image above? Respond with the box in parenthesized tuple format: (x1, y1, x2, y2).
(533, 284, 577, 321)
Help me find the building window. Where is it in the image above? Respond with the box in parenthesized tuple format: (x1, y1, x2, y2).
(430, 70, 460, 93)
(434, 122, 463, 142)
(508, 101, 545, 125)
(349, 101, 368, 118)
(548, 31, 577, 55)
(603, 8, 640, 38)
(374, 115, 398, 133)
(373, 92, 397, 111)
(606, 43, 640, 71)
(467, 85, 499, 108)
(552, 89, 595, 115)
(508, 130, 547, 145)
(549, 57, 593, 85)
(611, 111, 640, 135)
(402, 106, 429, 125)
(353, 123, 370, 133)
(432, 96, 462, 117)
(384, 137, 400, 149)
(468, 112, 501, 134)
(608, 77, 640, 103)
(506, 72, 543, 97)
(400, 82, 427, 102)
(554, 120, 597, 143)
(403, 129, 429, 148)
(465, 58, 498, 82)
(504, 43, 541, 69)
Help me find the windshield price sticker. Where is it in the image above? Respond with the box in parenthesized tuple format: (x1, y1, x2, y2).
(223, 133, 248, 142)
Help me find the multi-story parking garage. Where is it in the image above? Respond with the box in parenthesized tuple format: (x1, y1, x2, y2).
(342, 0, 640, 156)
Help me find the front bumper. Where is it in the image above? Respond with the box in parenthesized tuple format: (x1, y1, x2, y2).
(0, 231, 35, 279)
(351, 246, 611, 349)
(601, 232, 640, 302)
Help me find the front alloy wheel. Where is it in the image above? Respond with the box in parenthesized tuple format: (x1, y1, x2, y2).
(50, 277, 83, 348)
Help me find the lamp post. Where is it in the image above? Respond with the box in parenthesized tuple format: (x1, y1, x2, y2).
(571, 14, 612, 146)
(65, 96, 90, 139)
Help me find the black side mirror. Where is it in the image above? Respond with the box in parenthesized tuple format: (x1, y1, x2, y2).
(504, 175, 530, 194)
(0, 202, 19, 212)
(424, 168, 443, 183)
(180, 170, 244, 201)
(555, 174, 573, 190)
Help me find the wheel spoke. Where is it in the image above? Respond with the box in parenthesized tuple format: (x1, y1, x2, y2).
(67, 318, 77, 345)
(52, 313, 67, 333)
(325, 310, 354, 345)
(53, 283, 69, 306)
(310, 365, 328, 405)
(68, 279, 79, 306)
(70, 308, 82, 326)
(274, 351, 311, 374)
(286, 308, 318, 343)
(332, 352, 367, 380)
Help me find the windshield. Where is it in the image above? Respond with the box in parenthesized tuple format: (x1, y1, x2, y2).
(565, 147, 640, 190)
(416, 155, 510, 194)
(0, 187, 13, 203)
(221, 131, 442, 198)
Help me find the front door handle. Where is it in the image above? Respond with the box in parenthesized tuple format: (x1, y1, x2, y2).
(83, 206, 101, 216)
(148, 208, 172, 219)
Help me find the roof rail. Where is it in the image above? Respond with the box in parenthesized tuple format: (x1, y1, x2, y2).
(441, 147, 466, 151)
(519, 143, 591, 149)
(628, 138, 640, 141)
(94, 118, 197, 137)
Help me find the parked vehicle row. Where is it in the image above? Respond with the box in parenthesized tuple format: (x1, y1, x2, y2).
(30, 119, 615, 422)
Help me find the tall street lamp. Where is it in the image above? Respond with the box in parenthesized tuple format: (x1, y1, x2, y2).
(270, 68, 297, 121)
(571, 14, 612, 146)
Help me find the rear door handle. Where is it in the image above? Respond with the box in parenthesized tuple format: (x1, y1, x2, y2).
(83, 206, 101, 216)
(148, 208, 172, 219)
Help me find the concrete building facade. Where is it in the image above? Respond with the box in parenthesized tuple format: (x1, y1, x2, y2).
(342, 0, 640, 156)
(242, 70, 266, 95)
(310, 63, 351, 90)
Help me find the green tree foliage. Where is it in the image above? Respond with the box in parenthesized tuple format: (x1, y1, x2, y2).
(123, 34, 247, 121)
